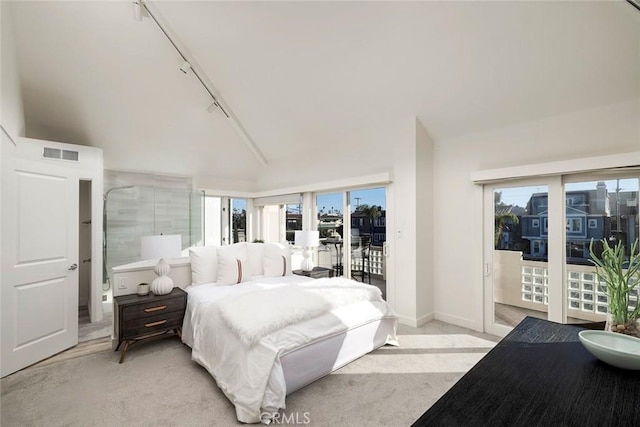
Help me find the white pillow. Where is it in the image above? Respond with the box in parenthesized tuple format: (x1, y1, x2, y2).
(246, 243, 266, 277)
(216, 243, 250, 285)
(189, 246, 218, 285)
(263, 243, 293, 277)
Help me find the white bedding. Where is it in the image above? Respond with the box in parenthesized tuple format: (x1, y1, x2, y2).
(182, 275, 398, 424)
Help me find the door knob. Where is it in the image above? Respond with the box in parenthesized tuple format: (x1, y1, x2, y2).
(68, 264, 78, 271)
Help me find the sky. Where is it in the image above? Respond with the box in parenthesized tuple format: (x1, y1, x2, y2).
(317, 187, 386, 214)
(498, 178, 639, 208)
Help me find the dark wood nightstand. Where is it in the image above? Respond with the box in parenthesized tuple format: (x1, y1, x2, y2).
(114, 287, 187, 363)
(293, 266, 335, 279)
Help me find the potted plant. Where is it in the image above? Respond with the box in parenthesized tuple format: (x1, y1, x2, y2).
(589, 239, 640, 338)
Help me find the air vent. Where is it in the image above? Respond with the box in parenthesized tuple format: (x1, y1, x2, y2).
(43, 147, 61, 159)
(43, 147, 79, 161)
(62, 150, 79, 161)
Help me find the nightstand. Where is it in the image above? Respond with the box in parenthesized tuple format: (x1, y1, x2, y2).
(293, 266, 335, 279)
(114, 287, 187, 363)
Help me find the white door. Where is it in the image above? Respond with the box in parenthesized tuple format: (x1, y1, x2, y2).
(1, 148, 79, 377)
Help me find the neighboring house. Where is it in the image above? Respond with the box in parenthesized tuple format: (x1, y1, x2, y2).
(495, 205, 526, 251)
(520, 184, 613, 264)
(284, 212, 302, 243)
(351, 209, 386, 246)
(608, 188, 639, 245)
(318, 213, 344, 239)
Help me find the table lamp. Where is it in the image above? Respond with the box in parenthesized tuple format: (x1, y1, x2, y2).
(140, 234, 182, 295)
(295, 230, 320, 272)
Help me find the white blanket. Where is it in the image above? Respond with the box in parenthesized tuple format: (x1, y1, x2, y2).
(183, 275, 397, 424)
(217, 278, 382, 346)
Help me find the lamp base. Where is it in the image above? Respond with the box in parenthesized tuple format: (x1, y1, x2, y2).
(150, 258, 174, 295)
(301, 248, 314, 271)
(150, 275, 174, 295)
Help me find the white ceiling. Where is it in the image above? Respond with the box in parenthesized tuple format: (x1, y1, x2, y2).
(8, 1, 640, 182)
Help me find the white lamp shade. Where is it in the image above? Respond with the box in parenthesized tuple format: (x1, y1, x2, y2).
(295, 230, 319, 247)
(141, 235, 182, 260)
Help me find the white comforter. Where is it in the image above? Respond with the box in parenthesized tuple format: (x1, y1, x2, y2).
(182, 275, 397, 424)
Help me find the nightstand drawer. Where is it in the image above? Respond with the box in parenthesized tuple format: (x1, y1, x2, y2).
(121, 311, 184, 339)
(122, 297, 185, 321)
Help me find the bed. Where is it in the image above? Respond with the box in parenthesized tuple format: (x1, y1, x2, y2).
(181, 242, 398, 424)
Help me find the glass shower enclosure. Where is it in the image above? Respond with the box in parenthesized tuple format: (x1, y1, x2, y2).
(103, 185, 204, 288)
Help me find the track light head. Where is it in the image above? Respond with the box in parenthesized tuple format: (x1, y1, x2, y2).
(207, 102, 219, 113)
(180, 61, 192, 74)
(133, 1, 142, 21)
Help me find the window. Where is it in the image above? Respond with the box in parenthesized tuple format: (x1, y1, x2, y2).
(532, 219, 540, 228)
(254, 193, 301, 243)
(285, 203, 302, 243)
(565, 217, 582, 233)
(374, 232, 386, 242)
(231, 199, 247, 243)
(588, 219, 597, 229)
(316, 192, 344, 275)
(316, 193, 343, 240)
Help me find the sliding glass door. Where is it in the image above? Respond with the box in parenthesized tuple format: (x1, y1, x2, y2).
(563, 176, 639, 324)
(316, 192, 344, 276)
(484, 172, 640, 336)
(349, 188, 387, 296)
(485, 181, 554, 335)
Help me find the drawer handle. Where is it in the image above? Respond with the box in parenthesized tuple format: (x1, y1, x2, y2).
(145, 320, 167, 328)
(144, 305, 167, 313)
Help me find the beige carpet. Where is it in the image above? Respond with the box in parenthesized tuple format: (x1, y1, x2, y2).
(1, 321, 499, 426)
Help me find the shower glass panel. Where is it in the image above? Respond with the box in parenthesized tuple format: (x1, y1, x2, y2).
(104, 186, 204, 284)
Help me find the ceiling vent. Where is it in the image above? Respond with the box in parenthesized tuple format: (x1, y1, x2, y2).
(43, 147, 79, 161)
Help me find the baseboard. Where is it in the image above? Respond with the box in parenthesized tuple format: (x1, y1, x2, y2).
(434, 312, 482, 332)
(397, 312, 434, 328)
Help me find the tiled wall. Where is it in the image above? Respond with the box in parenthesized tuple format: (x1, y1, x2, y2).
(103, 171, 203, 284)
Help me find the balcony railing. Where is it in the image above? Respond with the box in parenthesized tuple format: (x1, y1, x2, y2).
(317, 243, 385, 278)
(351, 245, 384, 277)
(495, 250, 637, 322)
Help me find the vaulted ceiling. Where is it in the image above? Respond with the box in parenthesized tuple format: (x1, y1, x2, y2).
(7, 1, 640, 184)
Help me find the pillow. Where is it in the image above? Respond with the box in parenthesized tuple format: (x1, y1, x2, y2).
(263, 243, 293, 277)
(189, 246, 218, 285)
(246, 242, 266, 277)
(216, 243, 251, 285)
(263, 254, 289, 277)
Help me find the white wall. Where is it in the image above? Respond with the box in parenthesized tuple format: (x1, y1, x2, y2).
(255, 117, 433, 326)
(0, 2, 25, 141)
(415, 119, 434, 324)
(433, 99, 640, 331)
